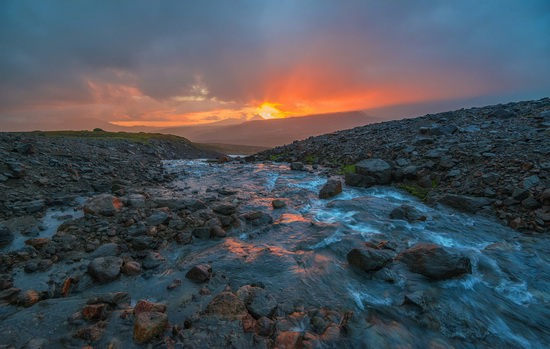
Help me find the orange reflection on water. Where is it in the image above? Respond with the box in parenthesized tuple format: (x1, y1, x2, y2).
(221, 237, 294, 263)
(276, 213, 310, 224)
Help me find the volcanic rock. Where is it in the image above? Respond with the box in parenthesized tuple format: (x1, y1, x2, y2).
(83, 194, 122, 216)
(133, 311, 168, 343)
(204, 292, 248, 319)
(134, 300, 167, 315)
(347, 247, 393, 272)
(355, 159, 392, 184)
(397, 243, 471, 279)
(87, 256, 123, 283)
(236, 285, 278, 319)
(319, 179, 343, 199)
(185, 264, 212, 283)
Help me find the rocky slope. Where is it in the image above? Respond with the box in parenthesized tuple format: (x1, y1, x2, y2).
(0, 131, 222, 222)
(257, 98, 550, 233)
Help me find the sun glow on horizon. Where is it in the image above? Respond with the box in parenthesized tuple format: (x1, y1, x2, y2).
(256, 102, 288, 120)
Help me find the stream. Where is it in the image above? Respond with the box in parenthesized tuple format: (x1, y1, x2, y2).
(1, 159, 549, 348)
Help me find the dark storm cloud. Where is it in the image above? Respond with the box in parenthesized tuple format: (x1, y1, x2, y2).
(1, 0, 549, 126)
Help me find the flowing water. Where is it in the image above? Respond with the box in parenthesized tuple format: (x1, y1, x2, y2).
(2, 160, 549, 348)
(162, 160, 550, 348)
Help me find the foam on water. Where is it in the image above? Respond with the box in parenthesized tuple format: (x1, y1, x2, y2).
(495, 281, 534, 305)
(348, 286, 393, 310)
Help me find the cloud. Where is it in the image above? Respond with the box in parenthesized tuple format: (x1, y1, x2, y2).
(1, 0, 549, 129)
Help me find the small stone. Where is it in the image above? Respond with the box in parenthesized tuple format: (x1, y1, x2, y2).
(82, 303, 108, 320)
(73, 321, 108, 342)
(121, 261, 141, 275)
(236, 285, 278, 319)
(509, 217, 522, 229)
(133, 312, 168, 343)
(290, 162, 304, 171)
(272, 199, 286, 209)
(0, 223, 14, 247)
(193, 227, 211, 239)
(134, 300, 167, 315)
(255, 316, 276, 337)
(347, 247, 393, 272)
(175, 231, 193, 244)
(319, 179, 343, 199)
(511, 188, 530, 201)
(204, 292, 248, 319)
(185, 264, 212, 283)
(210, 225, 226, 238)
(24, 262, 39, 273)
(83, 194, 122, 216)
(87, 256, 123, 283)
(212, 203, 237, 215)
(10, 289, 41, 307)
(167, 279, 182, 290)
(275, 331, 303, 349)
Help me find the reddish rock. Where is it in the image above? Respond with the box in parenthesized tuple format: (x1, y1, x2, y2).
(60, 277, 74, 297)
(204, 292, 248, 319)
(242, 313, 256, 333)
(275, 331, 303, 349)
(133, 311, 168, 343)
(255, 316, 275, 337)
(134, 300, 167, 315)
(167, 278, 182, 290)
(82, 303, 108, 320)
(10, 289, 41, 307)
(73, 321, 108, 342)
(24, 237, 51, 249)
(121, 261, 141, 275)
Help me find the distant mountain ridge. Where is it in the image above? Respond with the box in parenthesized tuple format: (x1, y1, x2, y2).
(161, 111, 380, 147)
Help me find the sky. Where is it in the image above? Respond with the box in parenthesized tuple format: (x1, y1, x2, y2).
(1, 0, 549, 130)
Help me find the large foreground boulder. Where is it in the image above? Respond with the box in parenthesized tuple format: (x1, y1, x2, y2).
(355, 159, 392, 184)
(396, 243, 471, 280)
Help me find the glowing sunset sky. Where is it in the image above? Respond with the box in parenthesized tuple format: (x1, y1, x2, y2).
(1, 1, 549, 130)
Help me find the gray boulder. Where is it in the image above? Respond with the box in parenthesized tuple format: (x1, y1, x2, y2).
(437, 194, 494, 213)
(347, 247, 393, 272)
(87, 256, 123, 283)
(236, 285, 278, 319)
(355, 159, 392, 184)
(397, 243, 471, 280)
(345, 173, 377, 188)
